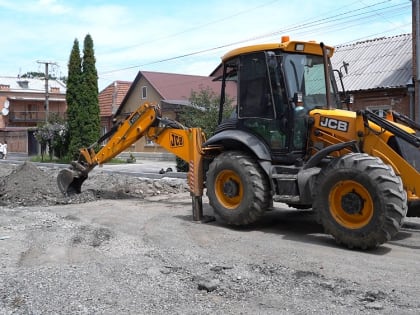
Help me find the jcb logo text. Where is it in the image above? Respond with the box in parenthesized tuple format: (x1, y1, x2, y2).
(319, 117, 349, 132)
(170, 133, 184, 148)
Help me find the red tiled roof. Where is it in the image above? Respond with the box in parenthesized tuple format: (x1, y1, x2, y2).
(99, 81, 131, 117)
(116, 71, 237, 117)
(141, 71, 236, 101)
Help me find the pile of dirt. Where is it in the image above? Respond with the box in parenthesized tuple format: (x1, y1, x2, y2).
(0, 161, 188, 208)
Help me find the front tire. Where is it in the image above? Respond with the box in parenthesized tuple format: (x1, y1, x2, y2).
(313, 153, 407, 249)
(206, 151, 271, 226)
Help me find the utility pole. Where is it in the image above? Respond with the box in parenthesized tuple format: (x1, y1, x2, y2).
(415, 0, 420, 123)
(37, 60, 57, 122)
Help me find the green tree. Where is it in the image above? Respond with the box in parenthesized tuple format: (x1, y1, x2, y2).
(65, 34, 100, 159)
(20, 71, 63, 80)
(178, 86, 234, 136)
(66, 38, 83, 159)
(80, 34, 100, 150)
(33, 115, 67, 161)
(33, 123, 51, 161)
(20, 72, 46, 79)
(176, 86, 234, 171)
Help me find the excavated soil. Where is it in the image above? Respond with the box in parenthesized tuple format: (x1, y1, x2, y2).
(0, 161, 188, 207)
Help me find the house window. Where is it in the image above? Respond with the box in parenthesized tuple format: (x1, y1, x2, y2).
(100, 126, 108, 146)
(366, 105, 391, 118)
(141, 86, 147, 99)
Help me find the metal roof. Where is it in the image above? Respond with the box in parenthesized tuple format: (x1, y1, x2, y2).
(331, 34, 412, 92)
(0, 76, 66, 93)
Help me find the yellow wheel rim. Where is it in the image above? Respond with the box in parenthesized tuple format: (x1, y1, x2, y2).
(214, 170, 243, 209)
(329, 180, 374, 229)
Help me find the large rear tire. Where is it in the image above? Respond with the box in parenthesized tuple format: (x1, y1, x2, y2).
(313, 153, 407, 249)
(206, 151, 271, 226)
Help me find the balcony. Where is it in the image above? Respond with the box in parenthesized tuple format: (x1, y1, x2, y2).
(8, 111, 66, 123)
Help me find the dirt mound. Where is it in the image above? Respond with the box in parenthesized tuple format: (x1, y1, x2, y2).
(0, 162, 188, 208)
(0, 161, 60, 207)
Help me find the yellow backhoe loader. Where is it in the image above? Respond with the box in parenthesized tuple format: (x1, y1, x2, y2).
(58, 37, 420, 250)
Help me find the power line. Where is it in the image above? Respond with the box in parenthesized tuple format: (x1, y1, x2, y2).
(246, 2, 408, 43)
(357, 0, 408, 33)
(101, 0, 281, 54)
(277, 5, 410, 44)
(99, 0, 410, 77)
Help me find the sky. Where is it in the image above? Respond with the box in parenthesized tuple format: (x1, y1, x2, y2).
(0, 0, 412, 91)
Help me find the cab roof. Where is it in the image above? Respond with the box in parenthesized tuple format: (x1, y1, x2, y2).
(221, 39, 334, 62)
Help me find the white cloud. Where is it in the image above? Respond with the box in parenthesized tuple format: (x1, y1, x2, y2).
(0, 0, 70, 15)
(38, 0, 69, 14)
(0, 0, 412, 91)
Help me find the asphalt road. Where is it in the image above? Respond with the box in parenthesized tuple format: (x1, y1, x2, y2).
(2, 154, 184, 180)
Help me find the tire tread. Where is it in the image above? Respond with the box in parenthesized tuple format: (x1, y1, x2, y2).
(313, 153, 407, 249)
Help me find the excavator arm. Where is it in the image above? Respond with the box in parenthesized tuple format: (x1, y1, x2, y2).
(57, 102, 207, 219)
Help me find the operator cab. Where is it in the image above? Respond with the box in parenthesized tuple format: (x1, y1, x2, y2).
(217, 38, 340, 164)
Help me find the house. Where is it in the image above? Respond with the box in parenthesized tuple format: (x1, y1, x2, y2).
(331, 34, 413, 118)
(0, 76, 67, 154)
(114, 71, 237, 155)
(98, 80, 131, 134)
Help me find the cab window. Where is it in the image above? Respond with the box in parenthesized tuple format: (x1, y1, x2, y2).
(238, 52, 274, 119)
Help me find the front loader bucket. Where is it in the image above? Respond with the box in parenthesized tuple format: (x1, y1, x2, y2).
(57, 168, 88, 195)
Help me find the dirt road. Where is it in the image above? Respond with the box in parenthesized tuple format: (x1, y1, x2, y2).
(1, 162, 420, 314)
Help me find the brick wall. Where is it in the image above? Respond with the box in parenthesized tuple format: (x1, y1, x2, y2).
(348, 88, 410, 116)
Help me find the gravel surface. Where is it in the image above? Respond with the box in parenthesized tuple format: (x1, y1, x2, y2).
(1, 161, 420, 314)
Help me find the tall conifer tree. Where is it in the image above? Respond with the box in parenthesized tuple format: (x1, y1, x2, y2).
(80, 34, 100, 148)
(66, 38, 83, 159)
(65, 34, 100, 159)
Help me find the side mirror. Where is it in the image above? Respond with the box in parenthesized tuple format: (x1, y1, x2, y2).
(345, 94, 354, 104)
(293, 92, 303, 105)
(342, 61, 349, 75)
